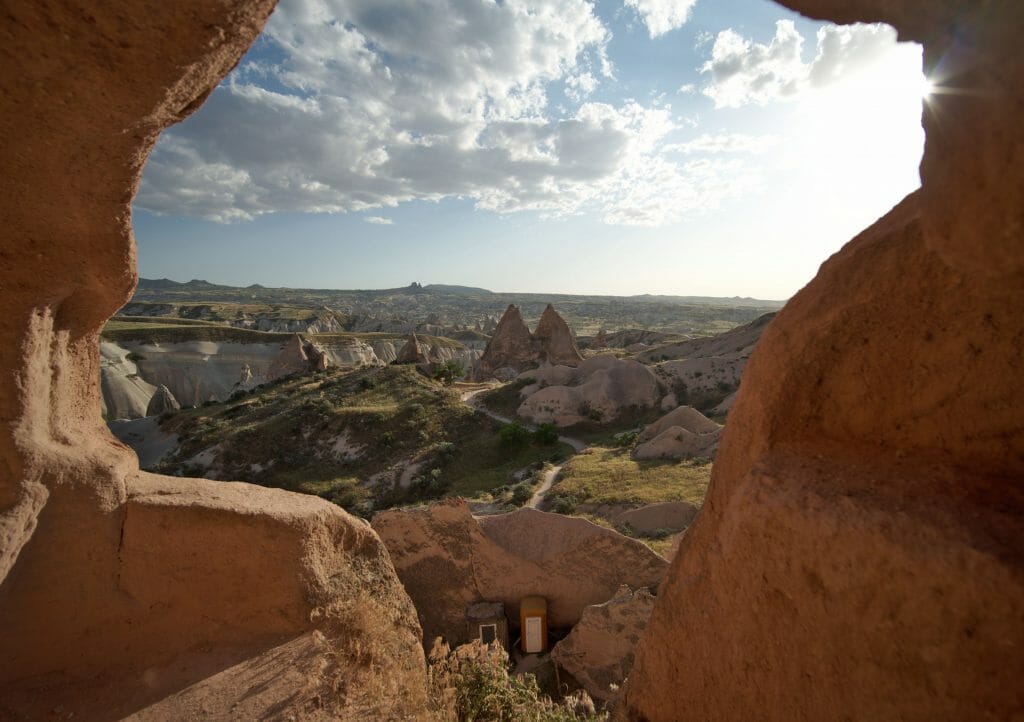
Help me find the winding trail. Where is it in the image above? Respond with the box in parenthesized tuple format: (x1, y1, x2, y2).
(458, 386, 588, 509)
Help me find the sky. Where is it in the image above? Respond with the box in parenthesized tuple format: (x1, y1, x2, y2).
(133, 0, 928, 299)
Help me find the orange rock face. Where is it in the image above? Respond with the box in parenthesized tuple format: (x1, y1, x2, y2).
(618, 1, 1024, 720)
(0, 2, 427, 719)
(373, 500, 667, 648)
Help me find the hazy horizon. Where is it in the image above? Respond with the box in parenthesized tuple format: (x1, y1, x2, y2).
(135, 274, 790, 302)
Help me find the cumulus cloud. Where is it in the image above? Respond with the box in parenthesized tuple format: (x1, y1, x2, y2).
(624, 0, 698, 38)
(701, 20, 900, 108)
(136, 0, 743, 227)
(364, 216, 393, 225)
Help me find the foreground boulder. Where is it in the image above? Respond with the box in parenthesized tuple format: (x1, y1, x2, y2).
(373, 500, 667, 647)
(552, 586, 656, 704)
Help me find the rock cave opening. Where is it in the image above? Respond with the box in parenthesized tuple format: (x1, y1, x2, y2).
(2, 0, 1021, 720)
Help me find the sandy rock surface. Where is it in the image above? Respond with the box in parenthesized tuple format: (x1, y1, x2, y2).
(633, 405, 721, 460)
(552, 586, 656, 703)
(619, 2, 1024, 718)
(518, 356, 661, 426)
(0, 2, 431, 719)
(373, 500, 667, 647)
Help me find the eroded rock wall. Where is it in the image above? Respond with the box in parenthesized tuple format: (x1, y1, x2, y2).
(373, 500, 667, 648)
(0, 2, 429, 718)
(619, 2, 1024, 720)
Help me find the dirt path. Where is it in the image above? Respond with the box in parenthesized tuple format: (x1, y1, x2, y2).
(526, 464, 561, 509)
(458, 386, 587, 509)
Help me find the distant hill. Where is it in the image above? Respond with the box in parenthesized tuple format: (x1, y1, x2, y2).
(628, 294, 785, 308)
(424, 284, 493, 295)
(137, 278, 232, 291)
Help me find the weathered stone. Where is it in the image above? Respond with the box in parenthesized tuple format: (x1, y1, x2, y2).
(373, 500, 667, 648)
(518, 356, 661, 427)
(145, 384, 180, 417)
(534, 303, 583, 367)
(633, 405, 721, 460)
(476, 305, 537, 379)
(552, 586, 656, 703)
(395, 332, 429, 365)
(0, 3, 428, 718)
(619, 2, 1024, 719)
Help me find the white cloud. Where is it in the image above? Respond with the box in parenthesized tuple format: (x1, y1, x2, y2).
(136, 0, 745, 228)
(364, 216, 393, 225)
(565, 72, 598, 102)
(624, 0, 698, 38)
(701, 20, 901, 108)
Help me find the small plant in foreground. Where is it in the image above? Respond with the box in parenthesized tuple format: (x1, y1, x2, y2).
(427, 639, 605, 722)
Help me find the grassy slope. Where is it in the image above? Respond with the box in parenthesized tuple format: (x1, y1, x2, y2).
(155, 365, 562, 516)
(549, 447, 712, 507)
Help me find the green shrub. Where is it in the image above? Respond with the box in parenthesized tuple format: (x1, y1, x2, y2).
(532, 423, 559, 446)
(511, 482, 533, 506)
(613, 430, 638, 448)
(550, 495, 578, 515)
(499, 422, 531, 450)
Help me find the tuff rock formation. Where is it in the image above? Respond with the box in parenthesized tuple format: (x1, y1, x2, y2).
(632, 405, 721, 460)
(394, 332, 429, 365)
(475, 304, 582, 380)
(373, 500, 667, 649)
(517, 356, 662, 426)
(100, 341, 158, 420)
(552, 586, 656, 704)
(618, 2, 1024, 720)
(476, 305, 538, 379)
(615, 501, 700, 536)
(145, 384, 180, 417)
(644, 313, 773, 405)
(0, 2, 428, 719)
(534, 303, 584, 367)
